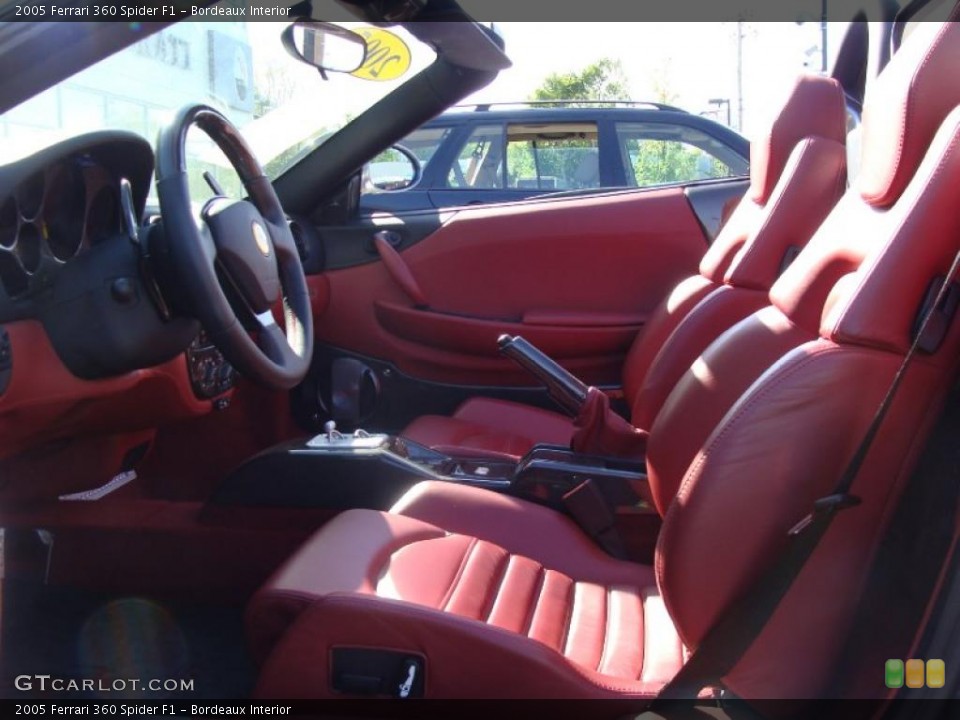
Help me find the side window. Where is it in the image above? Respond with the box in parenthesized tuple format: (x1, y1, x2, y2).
(399, 126, 451, 172)
(446, 124, 505, 189)
(505, 123, 599, 191)
(616, 122, 748, 187)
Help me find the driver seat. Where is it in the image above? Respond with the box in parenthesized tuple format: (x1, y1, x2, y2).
(402, 74, 848, 460)
(247, 20, 960, 700)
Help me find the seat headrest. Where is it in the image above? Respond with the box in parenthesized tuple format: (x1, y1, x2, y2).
(857, 17, 960, 208)
(822, 106, 960, 354)
(748, 75, 847, 204)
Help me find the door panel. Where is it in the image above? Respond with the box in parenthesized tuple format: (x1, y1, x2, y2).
(308, 185, 733, 388)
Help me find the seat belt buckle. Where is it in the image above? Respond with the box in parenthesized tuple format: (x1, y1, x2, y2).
(788, 493, 861, 536)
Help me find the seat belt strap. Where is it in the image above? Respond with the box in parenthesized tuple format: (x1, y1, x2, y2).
(656, 245, 960, 701)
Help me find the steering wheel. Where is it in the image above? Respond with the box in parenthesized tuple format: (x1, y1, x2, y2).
(155, 104, 313, 390)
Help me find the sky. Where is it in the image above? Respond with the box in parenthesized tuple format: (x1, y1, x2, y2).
(460, 22, 849, 137)
(244, 20, 851, 152)
(0, 20, 849, 167)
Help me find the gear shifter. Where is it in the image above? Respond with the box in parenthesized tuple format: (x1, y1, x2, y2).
(307, 420, 389, 452)
(323, 420, 343, 441)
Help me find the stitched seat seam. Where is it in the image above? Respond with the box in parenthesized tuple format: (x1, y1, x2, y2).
(521, 565, 546, 638)
(440, 536, 479, 611)
(482, 553, 513, 623)
(596, 586, 613, 673)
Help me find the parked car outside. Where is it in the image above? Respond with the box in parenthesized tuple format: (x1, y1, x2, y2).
(360, 101, 750, 213)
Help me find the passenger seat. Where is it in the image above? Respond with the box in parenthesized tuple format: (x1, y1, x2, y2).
(403, 74, 848, 460)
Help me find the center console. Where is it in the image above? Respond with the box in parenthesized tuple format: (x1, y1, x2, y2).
(208, 421, 647, 517)
(206, 331, 656, 559)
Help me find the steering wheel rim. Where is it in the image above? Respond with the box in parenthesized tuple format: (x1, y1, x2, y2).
(155, 104, 313, 390)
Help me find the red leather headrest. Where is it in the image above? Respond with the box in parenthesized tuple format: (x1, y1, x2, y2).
(725, 136, 846, 290)
(823, 106, 960, 353)
(772, 18, 960, 343)
(769, 192, 872, 335)
(700, 74, 847, 285)
(857, 18, 960, 208)
(748, 75, 846, 204)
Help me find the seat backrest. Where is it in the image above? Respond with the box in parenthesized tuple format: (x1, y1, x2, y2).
(654, 18, 960, 698)
(621, 75, 848, 431)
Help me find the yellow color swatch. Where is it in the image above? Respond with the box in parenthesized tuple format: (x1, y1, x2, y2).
(926, 659, 945, 689)
(905, 659, 925, 688)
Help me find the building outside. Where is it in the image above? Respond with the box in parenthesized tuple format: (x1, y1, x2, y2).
(0, 22, 254, 158)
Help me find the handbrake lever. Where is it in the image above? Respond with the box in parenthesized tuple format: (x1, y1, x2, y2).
(498, 334, 589, 416)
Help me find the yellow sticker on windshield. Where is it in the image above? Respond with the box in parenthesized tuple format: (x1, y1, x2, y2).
(351, 28, 412, 82)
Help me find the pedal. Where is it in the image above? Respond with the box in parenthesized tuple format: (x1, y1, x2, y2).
(59, 470, 137, 501)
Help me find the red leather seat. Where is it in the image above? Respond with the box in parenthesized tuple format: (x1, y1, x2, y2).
(249, 20, 960, 699)
(404, 74, 848, 460)
(248, 483, 688, 698)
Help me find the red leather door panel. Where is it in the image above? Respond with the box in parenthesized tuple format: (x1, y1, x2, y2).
(310, 187, 720, 387)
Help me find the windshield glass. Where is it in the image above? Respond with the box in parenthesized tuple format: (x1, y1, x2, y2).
(0, 15, 436, 202)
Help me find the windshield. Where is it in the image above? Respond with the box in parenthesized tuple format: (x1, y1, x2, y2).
(0, 17, 436, 203)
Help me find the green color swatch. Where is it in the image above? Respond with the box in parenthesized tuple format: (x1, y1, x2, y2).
(885, 659, 904, 689)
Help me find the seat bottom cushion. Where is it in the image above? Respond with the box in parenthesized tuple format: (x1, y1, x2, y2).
(248, 483, 687, 698)
(403, 397, 575, 460)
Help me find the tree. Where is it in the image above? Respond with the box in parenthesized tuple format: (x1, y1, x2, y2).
(529, 58, 629, 106)
(649, 58, 679, 106)
(518, 57, 729, 190)
(628, 59, 731, 186)
(504, 59, 628, 188)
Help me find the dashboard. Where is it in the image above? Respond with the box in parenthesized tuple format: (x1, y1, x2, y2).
(0, 132, 151, 305)
(0, 131, 238, 458)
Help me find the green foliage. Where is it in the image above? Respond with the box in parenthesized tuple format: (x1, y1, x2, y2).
(371, 147, 404, 164)
(530, 58, 629, 106)
(505, 142, 533, 186)
(630, 141, 731, 186)
(506, 140, 598, 190)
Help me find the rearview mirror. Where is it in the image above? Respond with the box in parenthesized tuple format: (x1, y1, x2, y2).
(282, 21, 367, 74)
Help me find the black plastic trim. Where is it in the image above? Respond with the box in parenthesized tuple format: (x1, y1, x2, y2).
(683, 178, 750, 244)
(209, 439, 427, 510)
(315, 208, 448, 271)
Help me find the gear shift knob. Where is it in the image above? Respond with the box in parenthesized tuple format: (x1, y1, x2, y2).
(306, 420, 388, 451)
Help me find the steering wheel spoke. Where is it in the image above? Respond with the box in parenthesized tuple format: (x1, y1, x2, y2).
(266, 218, 299, 261)
(197, 222, 219, 266)
(255, 310, 304, 368)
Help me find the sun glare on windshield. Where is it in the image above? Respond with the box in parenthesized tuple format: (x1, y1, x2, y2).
(0, 19, 435, 202)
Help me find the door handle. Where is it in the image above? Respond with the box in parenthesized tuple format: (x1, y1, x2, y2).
(373, 231, 429, 309)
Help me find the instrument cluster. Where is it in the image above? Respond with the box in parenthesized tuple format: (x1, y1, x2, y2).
(0, 133, 153, 306)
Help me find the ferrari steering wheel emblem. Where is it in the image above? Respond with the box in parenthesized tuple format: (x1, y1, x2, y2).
(252, 221, 271, 257)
